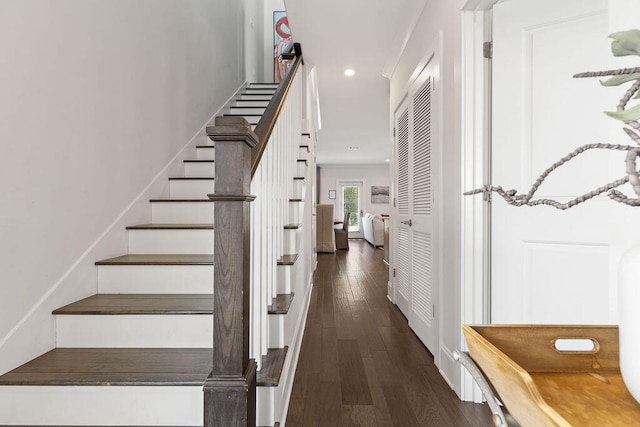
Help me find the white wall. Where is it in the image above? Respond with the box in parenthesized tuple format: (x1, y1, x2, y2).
(317, 164, 391, 216)
(0, 0, 260, 374)
(388, 0, 465, 395)
(244, 0, 265, 83)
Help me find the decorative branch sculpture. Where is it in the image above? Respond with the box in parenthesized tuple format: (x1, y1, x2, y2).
(464, 29, 640, 209)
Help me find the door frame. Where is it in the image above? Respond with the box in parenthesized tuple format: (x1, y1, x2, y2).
(460, 0, 497, 402)
(336, 179, 365, 238)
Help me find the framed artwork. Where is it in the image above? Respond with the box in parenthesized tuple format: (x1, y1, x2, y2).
(329, 190, 336, 200)
(371, 186, 390, 204)
(273, 11, 293, 83)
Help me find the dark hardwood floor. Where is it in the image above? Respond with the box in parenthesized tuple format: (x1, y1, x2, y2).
(286, 240, 493, 426)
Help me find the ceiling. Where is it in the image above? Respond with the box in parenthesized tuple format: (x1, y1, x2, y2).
(284, 0, 426, 165)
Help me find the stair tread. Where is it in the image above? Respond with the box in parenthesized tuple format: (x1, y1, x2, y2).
(293, 176, 305, 180)
(224, 113, 263, 117)
(267, 293, 294, 315)
(257, 347, 288, 387)
(126, 224, 214, 230)
(289, 198, 304, 202)
(195, 145, 215, 149)
(149, 199, 212, 202)
(0, 348, 213, 386)
(184, 159, 214, 163)
(284, 224, 302, 230)
(95, 254, 214, 265)
(53, 294, 213, 315)
(277, 254, 298, 266)
(168, 177, 214, 181)
(236, 95, 272, 99)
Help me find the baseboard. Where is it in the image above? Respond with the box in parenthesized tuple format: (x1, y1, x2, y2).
(276, 271, 314, 426)
(439, 343, 463, 399)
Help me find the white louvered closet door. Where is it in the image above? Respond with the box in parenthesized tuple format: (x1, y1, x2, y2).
(409, 65, 437, 356)
(394, 100, 410, 316)
(393, 57, 439, 356)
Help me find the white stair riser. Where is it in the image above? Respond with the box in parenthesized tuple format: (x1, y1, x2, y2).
(292, 180, 306, 200)
(228, 107, 266, 115)
(249, 84, 278, 89)
(151, 201, 213, 224)
(288, 202, 302, 224)
(268, 315, 285, 348)
(276, 265, 292, 294)
(97, 265, 213, 294)
(169, 180, 215, 199)
(283, 228, 299, 255)
(0, 386, 202, 426)
(185, 162, 215, 177)
(56, 315, 212, 348)
(256, 387, 275, 427)
(233, 100, 269, 108)
(299, 147, 309, 158)
(128, 229, 214, 255)
(238, 94, 273, 101)
(243, 89, 276, 95)
(228, 115, 260, 125)
(196, 147, 215, 160)
(297, 162, 307, 176)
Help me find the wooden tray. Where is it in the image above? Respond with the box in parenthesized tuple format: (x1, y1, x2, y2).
(463, 325, 640, 426)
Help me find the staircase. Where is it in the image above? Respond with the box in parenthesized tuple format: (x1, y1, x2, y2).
(0, 78, 312, 426)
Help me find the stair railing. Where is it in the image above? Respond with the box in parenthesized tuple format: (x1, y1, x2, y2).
(203, 43, 303, 426)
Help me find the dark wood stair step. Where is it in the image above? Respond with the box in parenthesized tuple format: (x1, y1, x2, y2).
(289, 198, 304, 202)
(300, 144, 310, 151)
(53, 294, 213, 315)
(184, 159, 214, 163)
(267, 293, 294, 315)
(293, 176, 305, 181)
(126, 224, 214, 230)
(284, 224, 302, 230)
(256, 347, 288, 387)
(149, 198, 212, 202)
(95, 254, 214, 266)
(277, 254, 298, 266)
(168, 177, 214, 181)
(0, 348, 213, 386)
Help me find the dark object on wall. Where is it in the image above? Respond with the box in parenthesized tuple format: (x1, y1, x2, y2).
(335, 212, 350, 250)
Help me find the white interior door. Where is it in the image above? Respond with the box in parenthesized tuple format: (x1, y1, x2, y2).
(393, 58, 439, 355)
(491, 0, 614, 324)
(394, 99, 411, 316)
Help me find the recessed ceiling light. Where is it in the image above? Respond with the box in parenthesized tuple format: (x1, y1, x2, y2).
(344, 68, 356, 77)
(385, 159, 390, 162)
(348, 146, 360, 150)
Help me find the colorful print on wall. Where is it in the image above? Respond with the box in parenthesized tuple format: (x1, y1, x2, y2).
(274, 11, 293, 83)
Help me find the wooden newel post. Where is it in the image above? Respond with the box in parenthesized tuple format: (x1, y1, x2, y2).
(204, 116, 257, 426)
